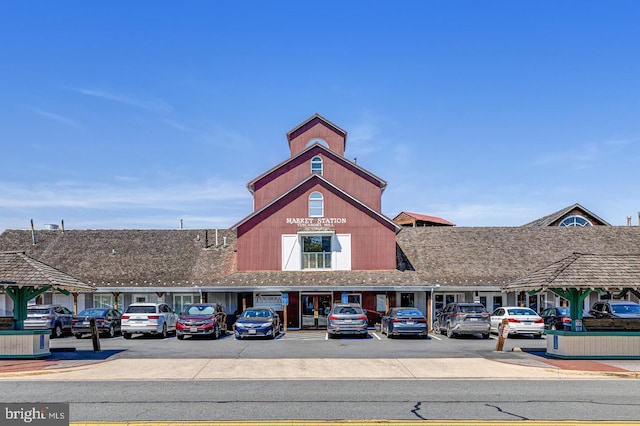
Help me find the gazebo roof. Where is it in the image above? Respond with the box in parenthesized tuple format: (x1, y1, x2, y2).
(0, 251, 95, 293)
(502, 253, 640, 292)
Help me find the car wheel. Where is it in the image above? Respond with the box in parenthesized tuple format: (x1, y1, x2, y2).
(177, 333, 184, 340)
(446, 323, 455, 338)
(52, 323, 63, 339)
(432, 321, 439, 335)
(160, 323, 168, 339)
(74, 333, 83, 339)
(213, 324, 220, 340)
(551, 324, 557, 331)
(386, 326, 393, 338)
(106, 325, 115, 338)
(123, 332, 131, 339)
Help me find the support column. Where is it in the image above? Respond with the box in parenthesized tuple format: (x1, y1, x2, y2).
(5, 286, 51, 330)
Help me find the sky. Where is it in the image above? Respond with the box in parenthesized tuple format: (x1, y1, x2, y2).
(1, 1, 639, 232)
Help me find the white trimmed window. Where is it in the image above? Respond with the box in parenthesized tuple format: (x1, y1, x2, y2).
(309, 191, 324, 217)
(311, 156, 323, 175)
(559, 215, 592, 226)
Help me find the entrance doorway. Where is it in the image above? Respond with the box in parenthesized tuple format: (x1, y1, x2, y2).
(301, 294, 331, 329)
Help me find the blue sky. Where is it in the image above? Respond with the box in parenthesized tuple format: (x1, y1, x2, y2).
(1, 1, 639, 232)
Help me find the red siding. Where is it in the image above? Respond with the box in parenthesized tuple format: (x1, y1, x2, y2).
(253, 151, 382, 212)
(289, 122, 345, 156)
(237, 183, 396, 271)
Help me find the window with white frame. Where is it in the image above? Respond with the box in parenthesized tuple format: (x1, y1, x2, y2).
(301, 235, 332, 269)
(311, 156, 323, 175)
(93, 294, 123, 310)
(559, 215, 592, 226)
(309, 191, 324, 217)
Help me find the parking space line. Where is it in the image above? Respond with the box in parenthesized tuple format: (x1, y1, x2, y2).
(372, 332, 381, 340)
(429, 333, 442, 341)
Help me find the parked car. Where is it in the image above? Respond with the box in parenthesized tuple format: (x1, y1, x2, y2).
(380, 307, 427, 338)
(434, 302, 491, 339)
(234, 307, 281, 339)
(540, 307, 572, 331)
(121, 302, 177, 339)
(72, 308, 122, 338)
(176, 303, 227, 340)
(326, 303, 368, 338)
(24, 304, 73, 338)
(589, 300, 640, 319)
(490, 306, 544, 338)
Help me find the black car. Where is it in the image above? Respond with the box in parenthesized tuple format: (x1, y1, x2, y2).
(72, 308, 122, 338)
(540, 307, 572, 331)
(589, 301, 640, 319)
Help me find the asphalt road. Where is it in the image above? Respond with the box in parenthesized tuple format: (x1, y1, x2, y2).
(3, 379, 639, 422)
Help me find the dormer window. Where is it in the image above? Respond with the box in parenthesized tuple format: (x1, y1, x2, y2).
(309, 192, 324, 217)
(311, 156, 323, 175)
(306, 138, 329, 149)
(559, 215, 592, 226)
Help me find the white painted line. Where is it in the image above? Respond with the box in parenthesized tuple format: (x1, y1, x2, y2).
(429, 333, 442, 341)
(372, 332, 381, 340)
(325, 332, 328, 340)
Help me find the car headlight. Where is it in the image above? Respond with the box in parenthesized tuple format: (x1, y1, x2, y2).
(260, 321, 273, 328)
(235, 323, 246, 329)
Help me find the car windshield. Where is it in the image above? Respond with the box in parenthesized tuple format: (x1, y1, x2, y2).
(78, 309, 107, 316)
(460, 305, 486, 314)
(334, 306, 362, 315)
(394, 309, 422, 316)
(27, 308, 50, 315)
(185, 305, 215, 315)
(126, 306, 156, 314)
(242, 310, 271, 318)
(507, 308, 537, 316)
(611, 304, 640, 314)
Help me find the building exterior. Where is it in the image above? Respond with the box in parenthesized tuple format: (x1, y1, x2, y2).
(1, 115, 639, 330)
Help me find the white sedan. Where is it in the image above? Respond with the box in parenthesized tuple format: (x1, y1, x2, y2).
(490, 306, 544, 338)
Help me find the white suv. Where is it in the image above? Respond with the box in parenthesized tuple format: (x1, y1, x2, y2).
(121, 303, 177, 339)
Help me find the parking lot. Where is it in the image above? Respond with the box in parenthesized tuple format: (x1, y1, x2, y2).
(49, 329, 548, 360)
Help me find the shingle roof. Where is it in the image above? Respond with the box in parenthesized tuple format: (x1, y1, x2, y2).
(208, 270, 427, 290)
(2, 226, 639, 291)
(395, 226, 640, 287)
(503, 253, 640, 291)
(394, 212, 455, 226)
(522, 203, 611, 227)
(0, 229, 237, 288)
(0, 251, 94, 292)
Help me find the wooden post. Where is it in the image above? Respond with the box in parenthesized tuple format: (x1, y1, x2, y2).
(283, 304, 288, 332)
(72, 292, 79, 314)
(495, 318, 509, 351)
(112, 292, 120, 311)
(89, 318, 101, 352)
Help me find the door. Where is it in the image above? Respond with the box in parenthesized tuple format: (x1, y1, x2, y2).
(301, 294, 332, 329)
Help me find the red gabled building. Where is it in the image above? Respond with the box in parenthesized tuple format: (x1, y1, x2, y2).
(231, 114, 409, 328)
(233, 114, 399, 272)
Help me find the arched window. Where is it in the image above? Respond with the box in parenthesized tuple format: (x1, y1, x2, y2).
(559, 215, 592, 227)
(311, 156, 323, 175)
(309, 192, 324, 217)
(306, 138, 329, 149)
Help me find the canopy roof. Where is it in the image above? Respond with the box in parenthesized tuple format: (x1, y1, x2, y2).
(0, 251, 95, 293)
(503, 252, 640, 292)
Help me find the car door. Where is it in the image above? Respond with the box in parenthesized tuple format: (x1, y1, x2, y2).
(160, 304, 176, 330)
(59, 306, 74, 330)
(490, 308, 505, 332)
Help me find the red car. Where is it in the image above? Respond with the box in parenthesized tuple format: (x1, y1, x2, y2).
(176, 303, 227, 340)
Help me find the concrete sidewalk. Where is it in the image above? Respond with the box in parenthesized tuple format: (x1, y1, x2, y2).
(1, 353, 639, 380)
